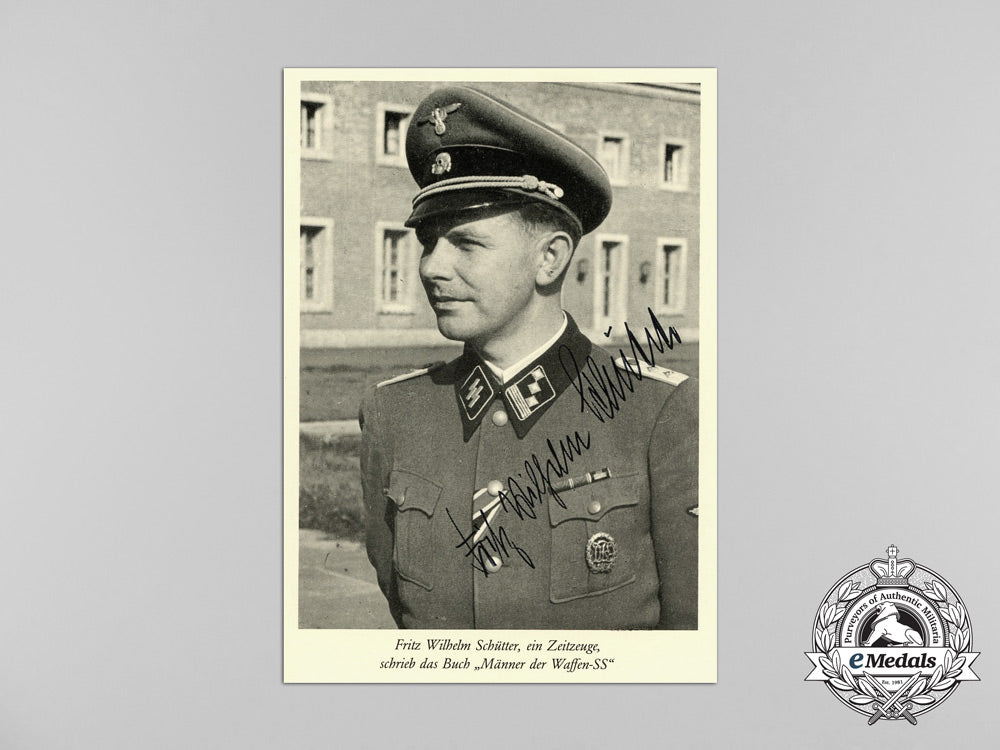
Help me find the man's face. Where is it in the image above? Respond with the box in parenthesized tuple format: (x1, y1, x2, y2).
(417, 208, 540, 347)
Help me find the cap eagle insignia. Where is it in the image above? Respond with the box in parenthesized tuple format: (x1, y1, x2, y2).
(418, 103, 462, 135)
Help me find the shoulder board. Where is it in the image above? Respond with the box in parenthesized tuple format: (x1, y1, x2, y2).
(613, 357, 689, 386)
(376, 362, 443, 389)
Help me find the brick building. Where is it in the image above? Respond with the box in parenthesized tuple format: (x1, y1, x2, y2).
(297, 80, 701, 348)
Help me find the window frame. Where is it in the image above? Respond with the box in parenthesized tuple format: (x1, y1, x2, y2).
(654, 237, 688, 315)
(592, 233, 631, 331)
(373, 221, 418, 314)
(596, 130, 631, 186)
(375, 102, 415, 167)
(299, 217, 335, 313)
(300, 93, 334, 160)
(658, 137, 690, 191)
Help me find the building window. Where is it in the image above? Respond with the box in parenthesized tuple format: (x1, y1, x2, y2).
(592, 234, 630, 331)
(301, 102, 321, 148)
(597, 132, 630, 185)
(659, 138, 689, 190)
(376, 103, 414, 167)
(375, 222, 417, 313)
(300, 92, 333, 160)
(300, 218, 334, 312)
(654, 238, 688, 315)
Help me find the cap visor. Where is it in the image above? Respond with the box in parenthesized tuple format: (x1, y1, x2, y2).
(404, 190, 542, 228)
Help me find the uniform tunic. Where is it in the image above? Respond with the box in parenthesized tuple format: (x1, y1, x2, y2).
(360, 315, 698, 629)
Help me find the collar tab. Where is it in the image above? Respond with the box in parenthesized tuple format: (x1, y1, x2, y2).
(453, 314, 592, 440)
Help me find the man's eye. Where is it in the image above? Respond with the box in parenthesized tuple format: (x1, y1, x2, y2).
(455, 238, 484, 252)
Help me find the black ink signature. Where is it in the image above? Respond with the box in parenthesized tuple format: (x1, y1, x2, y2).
(447, 507, 535, 575)
(505, 430, 591, 515)
(560, 307, 682, 422)
(447, 430, 592, 576)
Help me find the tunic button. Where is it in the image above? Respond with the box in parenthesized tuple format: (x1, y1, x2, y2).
(491, 408, 509, 427)
(587, 500, 602, 515)
(484, 555, 503, 573)
(487, 480, 503, 497)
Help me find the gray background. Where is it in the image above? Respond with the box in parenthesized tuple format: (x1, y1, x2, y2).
(2, 1, 997, 748)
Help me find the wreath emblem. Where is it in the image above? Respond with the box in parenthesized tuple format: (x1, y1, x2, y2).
(806, 545, 979, 724)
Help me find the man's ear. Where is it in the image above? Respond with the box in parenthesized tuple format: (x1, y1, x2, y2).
(535, 231, 575, 287)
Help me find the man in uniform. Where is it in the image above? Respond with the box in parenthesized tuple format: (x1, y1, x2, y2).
(360, 86, 698, 629)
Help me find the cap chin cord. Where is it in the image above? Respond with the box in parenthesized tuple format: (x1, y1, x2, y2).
(414, 174, 565, 204)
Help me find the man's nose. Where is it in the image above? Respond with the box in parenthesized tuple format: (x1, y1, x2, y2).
(418, 238, 456, 281)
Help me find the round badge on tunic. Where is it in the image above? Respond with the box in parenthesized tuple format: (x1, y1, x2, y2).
(586, 532, 616, 574)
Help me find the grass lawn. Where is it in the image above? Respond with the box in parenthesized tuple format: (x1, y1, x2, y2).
(299, 433, 364, 541)
(300, 345, 462, 422)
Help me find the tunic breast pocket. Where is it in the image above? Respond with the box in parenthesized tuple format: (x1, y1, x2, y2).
(547, 474, 645, 603)
(386, 469, 442, 591)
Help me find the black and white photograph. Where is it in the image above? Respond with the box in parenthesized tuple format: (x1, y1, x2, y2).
(284, 70, 717, 682)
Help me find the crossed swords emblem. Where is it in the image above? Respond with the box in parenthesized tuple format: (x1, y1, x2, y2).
(861, 671, 922, 725)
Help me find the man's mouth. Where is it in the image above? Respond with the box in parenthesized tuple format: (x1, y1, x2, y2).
(429, 293, 468, 310)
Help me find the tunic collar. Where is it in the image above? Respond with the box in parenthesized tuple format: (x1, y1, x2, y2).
(482, 313, 568, 384)
(454, 312, 593, 441)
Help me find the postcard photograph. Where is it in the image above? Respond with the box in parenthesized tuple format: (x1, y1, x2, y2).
(284, 69, 716, 682)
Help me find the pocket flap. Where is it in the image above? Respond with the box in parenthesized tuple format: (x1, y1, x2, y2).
(548, 474, 641, 526)
(387, 470, 442, 517)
